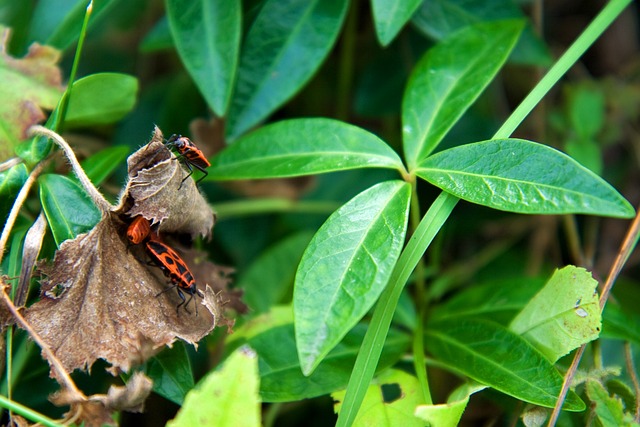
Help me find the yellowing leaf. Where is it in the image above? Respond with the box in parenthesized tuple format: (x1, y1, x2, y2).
(168, 347, 261, 427)
(0, 26, 64, 156)
(509, 265, 601, 362)
(414, 383, 486, 427)
(333, 369, 424, 427)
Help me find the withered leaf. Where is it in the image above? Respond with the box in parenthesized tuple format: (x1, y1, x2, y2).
(25, 215, 216, 376)
(50, 373, 153, 427)
(24, 127, 233, 378)
(0, 26, 64, 151)
(117, 127, 215, 239)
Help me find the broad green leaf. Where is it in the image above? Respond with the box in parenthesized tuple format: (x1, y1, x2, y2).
(239, 231, 314, 314)
(167, 347, 260, 427)
(145, 343, 194, 405)
(245, 317, 410, 402)
(416, 139, 635, 218)
(209, 118, 405, 180)
(425, 318, 585, 411)
(295, 181, 411, 375)
(429, 276, 545, 325)
(414, 383, 486, 427)
(39, 174, 101, 246)
(78, 145, 130, 186)
(166, 0, 241, 116)
(602, 304, 640, 346)
(509, 266, 601, 362)
(28, 0, 115, 50)
(225, 0, 348, 140)
(586, 380, 639, 427)
(333, 369, 424, 427)
(371, 0, 422, 46)
(410, 0, 550, 65)
(64, 73, 138, 128)
(402, 20, 523, 168)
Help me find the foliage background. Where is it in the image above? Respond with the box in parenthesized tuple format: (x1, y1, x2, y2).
(0, 0, 639, 426)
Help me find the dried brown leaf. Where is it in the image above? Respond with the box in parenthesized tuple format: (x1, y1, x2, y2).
(25, 216, 216, 376)
(90, 372, 153, 413)
(23, 127, 233, 378)
(116, 127, 215, 239)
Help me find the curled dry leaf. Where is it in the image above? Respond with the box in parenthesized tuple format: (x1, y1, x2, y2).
(50, 372, 153, 427)
(117, 127, 215, 239)
(24, 127, 233, 378)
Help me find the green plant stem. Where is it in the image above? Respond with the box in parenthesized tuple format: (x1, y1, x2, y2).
(213, 199, 340, 219)
(335, 0, 358, 121)
(54, 0, 93, 132)
(336, 192, 458, 427)
(0, 394, 61, 427)
(494, 0, 633, 139)
(409, 184, 432, 405)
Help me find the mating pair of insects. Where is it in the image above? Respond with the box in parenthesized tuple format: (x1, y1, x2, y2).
(127, 134, 210, 316)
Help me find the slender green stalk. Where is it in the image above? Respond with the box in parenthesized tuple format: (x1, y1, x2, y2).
(409, 185, 432, 405)
(335, 0, 358, 121)
(54, 0, 94, 132)
(213, 199, 340, 219)
(336, 192, 458, 427)
(0, 394, 61, 427)
(494, 0, 632, 139)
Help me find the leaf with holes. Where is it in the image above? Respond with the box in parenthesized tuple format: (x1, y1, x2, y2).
(510, 266, 601, 362)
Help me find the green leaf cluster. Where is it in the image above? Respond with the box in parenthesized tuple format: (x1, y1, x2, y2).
(1, 1, 638, 426)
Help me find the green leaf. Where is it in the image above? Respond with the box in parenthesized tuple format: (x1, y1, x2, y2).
(568, 85, 605, 139)
(333, 369, 424, 426)
(602, 304, 640, 346)
(239, 231, 314, 314)
(225, 0, 348, 140)
(425, 318, 585, 411)
(64, 73, 138, 128)
(416, 139, 635, 218)
(166, 0, 241, 116)
(430, 276, 545, 325)
(295, 181, 411, 375)
(414, 383, 486, 427)
(29, 0, 116, 50)
(509, 266, 601, 362)
(167, 347, 261, 427)
(402, 20, 523, 168)
(586, 380, 639, 427)
(39, 174, 101, 246)
(238, 311, 410, 402)
(209, 118, 405, 180)
(145, 342, 194, 405)
(410, 0, 551, 66)
(78, 145, 130, 186)
(371, 0, 422, 46)
(0, 163, 28, 225)
(140, 16, 173, 52)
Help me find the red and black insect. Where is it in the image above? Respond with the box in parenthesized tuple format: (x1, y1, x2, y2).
(145, 238, 200, 316)
(126, 216, 199, 315)
(164, 134, 211, 188)
(126, 215, 151, 245)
